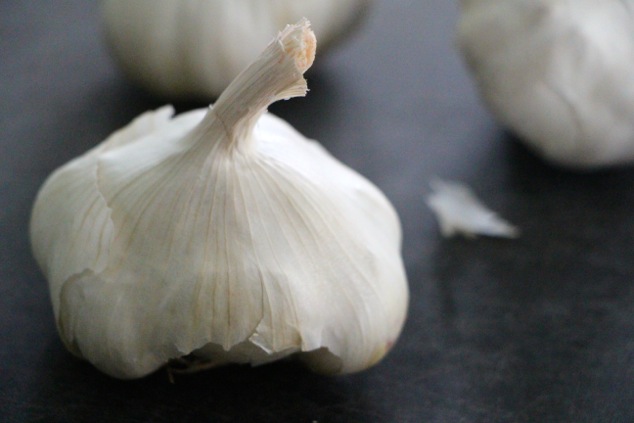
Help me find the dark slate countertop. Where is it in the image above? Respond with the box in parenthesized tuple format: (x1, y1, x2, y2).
(3, 1, 634, 422)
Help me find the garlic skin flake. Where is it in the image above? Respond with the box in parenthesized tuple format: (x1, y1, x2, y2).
(30, 21, 408, 379)
(457, 0, 634, 168)
(101, 0, 369, 99)
(426, 179, 519, 239)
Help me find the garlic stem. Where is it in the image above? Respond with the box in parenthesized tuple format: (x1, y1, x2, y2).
(195, 19, 316, 153)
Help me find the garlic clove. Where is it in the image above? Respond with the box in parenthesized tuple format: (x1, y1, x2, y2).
(101, 0, 371, 99)
(31, 20, 408, 379)
(457, 0, 634, 168)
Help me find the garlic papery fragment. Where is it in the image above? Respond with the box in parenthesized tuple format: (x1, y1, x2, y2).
(30, 20, 408, 379)
(426, 179, 519, 239)
(101, 0, 370, 99)
(457, 0, 634, 168)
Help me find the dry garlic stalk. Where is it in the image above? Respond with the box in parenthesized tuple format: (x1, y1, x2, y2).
(457, 0, 634, 168)
(102, 0, 370, 99)
(30, 20, 408, 379)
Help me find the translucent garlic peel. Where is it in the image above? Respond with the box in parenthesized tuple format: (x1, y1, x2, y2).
(30, 21, 408, 379)
(101, 0, 370, 99)
(457, 0, 634, 168)
(426, 179, 519, 239)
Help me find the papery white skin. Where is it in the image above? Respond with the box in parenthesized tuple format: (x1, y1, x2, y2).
(102, 0, 370, 99)
(30, 21, 408, 379)
(426, 179, 519, 239)
(457, 0, 634, 168)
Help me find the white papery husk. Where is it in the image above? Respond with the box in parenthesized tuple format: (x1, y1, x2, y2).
(30, 20, 408, 379)
(457, 0, 634, 168)
(101, 0, 370, 99)
(426, 179, 519, 239)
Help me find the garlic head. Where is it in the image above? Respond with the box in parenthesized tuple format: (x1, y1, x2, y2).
(101, 0, 370, 99)
(457, 0, 634, 168)
(30, 20, 408, 379)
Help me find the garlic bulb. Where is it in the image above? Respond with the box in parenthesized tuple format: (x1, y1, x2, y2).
(30, 20, 408, 379)
(101, 0, 369, 99)
(457, 0, 634, 168)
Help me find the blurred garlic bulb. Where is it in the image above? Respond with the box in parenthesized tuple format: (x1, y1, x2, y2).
(102, 0, 370, 99)
(457, 0, 634, 168)
(30, 20, 408, 379)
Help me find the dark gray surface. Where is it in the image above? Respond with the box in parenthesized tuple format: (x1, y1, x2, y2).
(3, 1, 634, 422)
